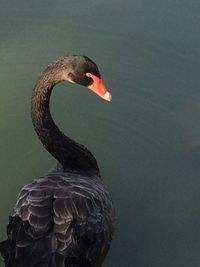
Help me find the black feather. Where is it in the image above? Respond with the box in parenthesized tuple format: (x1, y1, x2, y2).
(0, 55, 115, 267)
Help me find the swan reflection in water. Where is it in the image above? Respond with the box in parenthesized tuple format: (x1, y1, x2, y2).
(0, 55, 115, 267)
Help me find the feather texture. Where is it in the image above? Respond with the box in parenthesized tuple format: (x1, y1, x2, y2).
(1, 171, 114, 266)
(0, 55, 115, 267)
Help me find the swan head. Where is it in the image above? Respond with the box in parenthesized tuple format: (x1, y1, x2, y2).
(61, 55, 112, 102)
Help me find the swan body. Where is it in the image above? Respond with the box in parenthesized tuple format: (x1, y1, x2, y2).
(0, 55, 115, 267)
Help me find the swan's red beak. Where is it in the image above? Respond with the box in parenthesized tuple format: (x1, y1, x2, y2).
(86, 73, 112, 102)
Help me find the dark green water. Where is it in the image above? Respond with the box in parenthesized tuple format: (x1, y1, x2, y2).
(0, 0, 200, 266)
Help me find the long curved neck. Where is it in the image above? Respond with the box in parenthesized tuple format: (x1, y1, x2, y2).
(31, 66, 99, 176)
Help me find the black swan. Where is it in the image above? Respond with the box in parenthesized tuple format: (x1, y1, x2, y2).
(0, 55, 115, 267)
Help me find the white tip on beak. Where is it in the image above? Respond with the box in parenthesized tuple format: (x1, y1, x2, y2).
(103, 91, 112, 102)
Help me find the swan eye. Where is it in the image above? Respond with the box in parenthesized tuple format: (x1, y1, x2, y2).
(86, 73, 100, 85)
(86, 73, 92, 78)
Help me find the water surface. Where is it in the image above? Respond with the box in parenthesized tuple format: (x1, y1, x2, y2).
(0, 1, 200, 266)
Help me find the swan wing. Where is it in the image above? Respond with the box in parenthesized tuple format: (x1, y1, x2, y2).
(10, 172, 114, 264)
